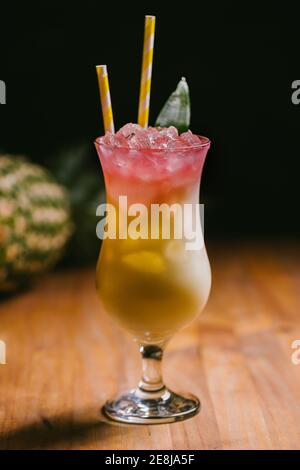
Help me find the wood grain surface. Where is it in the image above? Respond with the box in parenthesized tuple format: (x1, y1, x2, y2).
(0, 243, 300, 450)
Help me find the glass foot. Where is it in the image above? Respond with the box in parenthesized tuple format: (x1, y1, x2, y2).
(103, 387, 200, 425)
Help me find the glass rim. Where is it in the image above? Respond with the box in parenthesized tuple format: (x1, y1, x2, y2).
(94, 134, 211, 153)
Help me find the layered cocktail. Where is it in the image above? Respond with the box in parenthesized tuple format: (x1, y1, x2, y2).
(95, 124, 211, 423)
(94, 13, 212, 424)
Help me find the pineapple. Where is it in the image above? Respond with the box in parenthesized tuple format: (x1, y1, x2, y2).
(49, 143, 105, 265)
(0, 155, 73, 292)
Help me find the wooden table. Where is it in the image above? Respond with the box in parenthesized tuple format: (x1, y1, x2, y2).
(0, 243, 300, 450)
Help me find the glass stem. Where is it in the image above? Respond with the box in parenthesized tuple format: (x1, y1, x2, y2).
(139, 344, 165, 393)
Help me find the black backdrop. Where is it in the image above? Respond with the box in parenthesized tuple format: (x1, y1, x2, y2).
(0, 1, 299, 239)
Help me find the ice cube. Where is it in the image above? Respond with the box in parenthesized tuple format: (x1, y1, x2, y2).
(180, 130, 201, 146)
(147, 126, 160, 135)
(147, 127, 160, 145)
(112, 134, 129, 148)
(127, 130, 150, 149)
(160, 126, 178, 139)
(150, 134, 170, 149)
(119, 123, 142, 138)
(100, 125, 201, 150)
(166, 139, 187, 150)
(102, 131, 115, 145)
(102, 132, 129, 147)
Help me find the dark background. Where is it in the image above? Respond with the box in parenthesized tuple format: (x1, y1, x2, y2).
(0, 1, 299, 240)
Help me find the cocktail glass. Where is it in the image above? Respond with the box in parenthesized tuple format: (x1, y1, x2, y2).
(95, 136, 211, 424)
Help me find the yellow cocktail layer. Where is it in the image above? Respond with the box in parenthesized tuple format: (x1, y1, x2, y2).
(96, 186, 211, 343)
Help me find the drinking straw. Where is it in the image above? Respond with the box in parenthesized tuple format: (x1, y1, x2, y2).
(96, 65, 115, 133)
(137, 15, 156, 128)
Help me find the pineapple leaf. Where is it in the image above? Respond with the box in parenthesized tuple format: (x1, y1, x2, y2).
(155, 77, 191, 133)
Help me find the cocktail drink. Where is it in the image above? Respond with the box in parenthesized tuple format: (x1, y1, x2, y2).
(95, 124, 211, 424)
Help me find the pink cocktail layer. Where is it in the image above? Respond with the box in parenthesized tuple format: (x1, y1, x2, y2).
(95, 125, 210, 205)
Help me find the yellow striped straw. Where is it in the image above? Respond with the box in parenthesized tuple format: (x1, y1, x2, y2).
(96, 65, 115, 133)
(138, 15, 156, 128)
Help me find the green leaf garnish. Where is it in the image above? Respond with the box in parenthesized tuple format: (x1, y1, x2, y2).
(155, 77, 191, 133)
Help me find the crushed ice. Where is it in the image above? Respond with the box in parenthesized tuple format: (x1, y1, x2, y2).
(101, 123, 202, 149)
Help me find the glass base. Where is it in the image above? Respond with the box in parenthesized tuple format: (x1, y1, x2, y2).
(103, 387, 200, 425)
